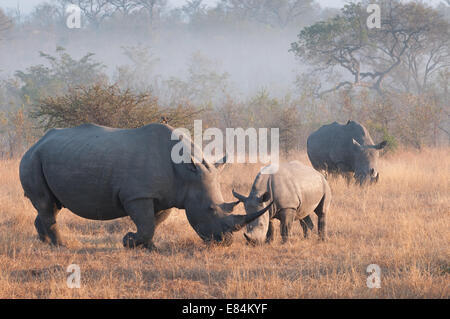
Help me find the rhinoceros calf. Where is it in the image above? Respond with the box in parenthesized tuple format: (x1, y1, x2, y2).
(232, 161, 331, 244)
(19, 123, 272, 249)
(307, 120, 387, 185)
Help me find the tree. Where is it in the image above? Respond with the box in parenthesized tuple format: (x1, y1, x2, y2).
(290, 1, 450, 96)
(29, 2, 65, 28)
(0, 106, 35, 158)
(114, 45, 161, 93)
(164, 52, 232, 107)
(132, 0, 167, 29)
(219, 0, 315, 28)
(398, 11, 450, 93)
(110, 0, 138, 15)
(66, 0, 114, 28)
(0, 9, 12, 41)
(14, 47, 106, 103)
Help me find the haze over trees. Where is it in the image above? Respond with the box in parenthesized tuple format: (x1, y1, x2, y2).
(0, 0, 449, 158)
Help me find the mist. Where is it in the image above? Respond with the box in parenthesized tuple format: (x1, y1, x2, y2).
(0, 0, 335, 101)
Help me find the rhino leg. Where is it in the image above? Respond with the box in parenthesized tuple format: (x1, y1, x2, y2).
(33, 202, 65, 246)
(344, 172, 353, 185)
(123, 199, 156, 250)
(336, 163, 353, 185)
(314, 195, 329, 241)
(299, 215, 314, 239)
(279, 208, 296, 244)
(265, 220, 274, 243)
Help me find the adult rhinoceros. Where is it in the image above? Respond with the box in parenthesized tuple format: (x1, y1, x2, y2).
(307, 121, 387, 185)
(19, 123, 272, 249)
(232, 161, 331, 244)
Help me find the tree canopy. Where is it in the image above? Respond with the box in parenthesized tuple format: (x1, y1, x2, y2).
(290, 0, 450, 96)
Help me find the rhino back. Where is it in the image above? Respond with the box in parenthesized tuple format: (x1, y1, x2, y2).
(307, 121, 375, 170)
(24, 123, 176, 220)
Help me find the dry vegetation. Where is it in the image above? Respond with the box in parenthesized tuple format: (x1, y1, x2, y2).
(0, 148, 448, 298)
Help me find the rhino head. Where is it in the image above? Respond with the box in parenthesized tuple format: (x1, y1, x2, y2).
(232, 189, 272, 245)
(179, 156, 273, 246)
(351, 138, 387, 185)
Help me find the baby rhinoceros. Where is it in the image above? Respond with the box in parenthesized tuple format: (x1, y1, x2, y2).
(232, 161, 331, 245)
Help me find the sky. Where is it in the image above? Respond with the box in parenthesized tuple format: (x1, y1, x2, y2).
(0, 0, 373, 14)
(1, 0, 445, 15)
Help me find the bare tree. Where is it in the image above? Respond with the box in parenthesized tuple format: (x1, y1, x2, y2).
(132, 0, 167, 29)
(110, 0, 138, 15)
(0, 9, 12, 40)
(219, 0, 315, 28)
(66, 0, 114, 28)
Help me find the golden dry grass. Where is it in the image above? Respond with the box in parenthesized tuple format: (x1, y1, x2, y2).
(0, 148, 448, 298)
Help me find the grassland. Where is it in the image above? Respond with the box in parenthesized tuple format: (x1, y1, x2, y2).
(0, 148, 448, 298)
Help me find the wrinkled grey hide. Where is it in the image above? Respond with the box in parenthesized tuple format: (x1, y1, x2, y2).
(19, 123, 272, 249)
(307, 121, 387, 185)
(232, 161, 331, 245)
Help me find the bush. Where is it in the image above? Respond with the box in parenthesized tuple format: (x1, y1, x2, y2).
(31, 83, 201, 130)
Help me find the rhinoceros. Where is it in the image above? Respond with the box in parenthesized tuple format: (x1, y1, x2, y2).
(19, 123, 272, 249)
(307, 121, 387, 185)
(232, 161, 331, 245)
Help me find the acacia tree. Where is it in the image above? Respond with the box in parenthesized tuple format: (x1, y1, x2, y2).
(290, 0, 450, 96)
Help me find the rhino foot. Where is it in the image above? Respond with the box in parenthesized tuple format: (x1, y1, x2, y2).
(122, 232, 157, 251)
(34, 216, 66, 247)
(123, 232, 140, 248)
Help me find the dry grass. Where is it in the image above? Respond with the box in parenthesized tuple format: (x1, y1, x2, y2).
(0, 148, 448, 298)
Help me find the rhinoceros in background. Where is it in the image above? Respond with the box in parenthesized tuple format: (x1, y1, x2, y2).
(307, 120, 387, 185)
(19, 123, 272, 249)
(232, 161, 331, 245)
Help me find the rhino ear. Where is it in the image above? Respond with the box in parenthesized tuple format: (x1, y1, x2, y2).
(220, 200, 240, 214)
(214, 155, 227, 172)
(374, 140, 387, 150)
(232, 189, 247, 202)
(352, 138, 362, 148)
(258, 191, 271, 203)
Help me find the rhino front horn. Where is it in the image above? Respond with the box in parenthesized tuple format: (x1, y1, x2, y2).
(224, 201, 273, 232)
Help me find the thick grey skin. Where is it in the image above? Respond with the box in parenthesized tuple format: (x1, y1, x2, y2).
(233, 161, 331, 245)
(307, 120, 387, 185)
(19, 123, 272, 249)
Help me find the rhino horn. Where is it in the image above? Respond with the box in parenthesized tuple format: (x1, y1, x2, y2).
(243, 233, 258, 246)
(373, 140, 387, 150)
(232, 189, 248, 202)
(223, 201, 273, 232)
